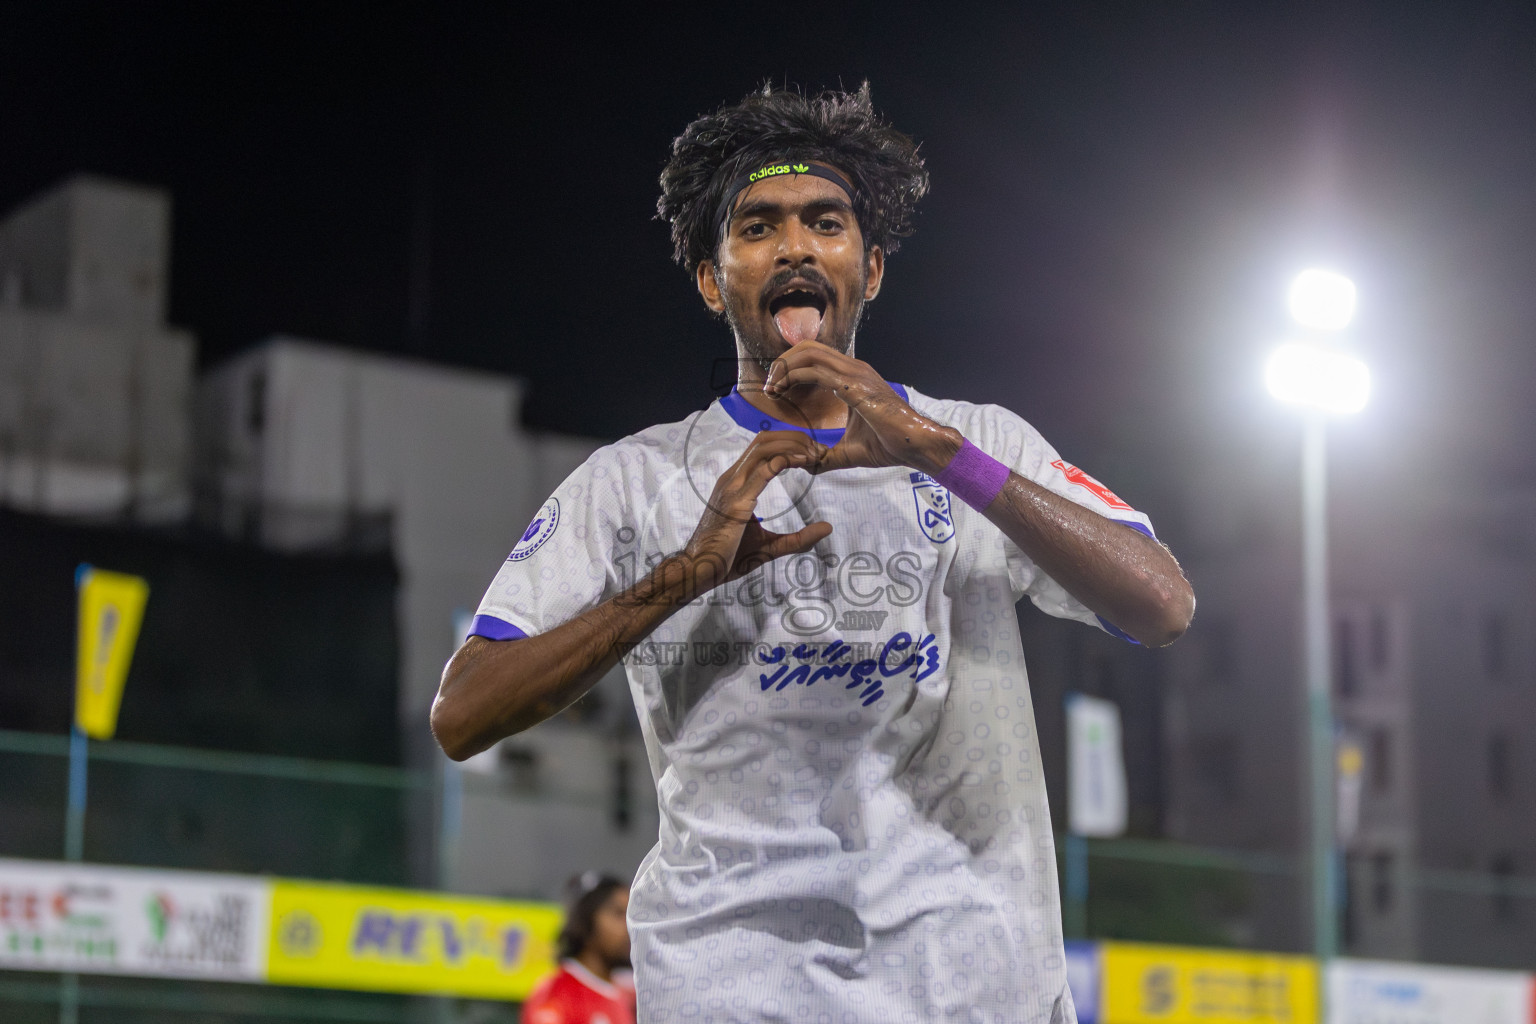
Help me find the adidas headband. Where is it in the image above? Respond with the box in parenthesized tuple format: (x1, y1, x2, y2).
(714, 161, 859, 241)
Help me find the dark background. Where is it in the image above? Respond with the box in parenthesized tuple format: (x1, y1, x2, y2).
(0, 509, 399, 760)
(6, 0, 1533, 781)
(4, 1, 1534, 493)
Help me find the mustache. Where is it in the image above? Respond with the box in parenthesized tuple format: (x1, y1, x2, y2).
(758, 266, 836, 311)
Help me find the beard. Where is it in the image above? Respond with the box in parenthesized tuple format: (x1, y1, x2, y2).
(718, 264, 867, 375)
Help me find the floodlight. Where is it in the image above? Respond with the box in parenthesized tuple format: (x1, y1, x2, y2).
(1265, 342, 1371, 414)
(1288, 269, 1357, 331)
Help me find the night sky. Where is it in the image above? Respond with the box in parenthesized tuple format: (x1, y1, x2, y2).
(5, 2, 1536, 509)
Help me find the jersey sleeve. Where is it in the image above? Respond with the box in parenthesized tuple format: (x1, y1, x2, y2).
(468, 449, 629, 642)
(961, 403, 1157, 643)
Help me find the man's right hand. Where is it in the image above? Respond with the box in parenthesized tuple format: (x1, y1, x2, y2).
(680, 430, 834, 596)
(432, 430, 834, 760)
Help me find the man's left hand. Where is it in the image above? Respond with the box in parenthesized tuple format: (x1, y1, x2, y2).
(762, 342, 961, 476)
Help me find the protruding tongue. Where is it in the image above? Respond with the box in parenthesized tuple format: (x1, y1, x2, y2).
(774, 307, 823, 345)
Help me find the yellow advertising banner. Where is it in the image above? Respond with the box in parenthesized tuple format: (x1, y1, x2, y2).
(267, 880, 561, 999)
(1100, 941, 1317, 1024)
(75, 567, 149, 739)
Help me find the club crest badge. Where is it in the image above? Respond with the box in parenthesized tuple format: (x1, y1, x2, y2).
(508, 498, 559, 561)
(909, 472, 955, 543)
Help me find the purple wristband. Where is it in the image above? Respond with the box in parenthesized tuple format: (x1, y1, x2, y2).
(934, 438, 1010, 510)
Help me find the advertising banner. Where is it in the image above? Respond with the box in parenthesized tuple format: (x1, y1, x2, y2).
(1100, 941, 1317, 1024)
(266, 879, 561, 999)
(0, 858, 267, 981)
(1067, 693, 1128, 837)
(1328, 958, 1531, 1024)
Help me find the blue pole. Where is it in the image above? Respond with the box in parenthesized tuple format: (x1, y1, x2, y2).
(65, 725, 87, 861)
(61, 726, 87, 1024)
(438, 755, 462, 889)
(68, 561, 93, 864)
(63, 563, 91, 1024)
(1064, 833, 1089, 939)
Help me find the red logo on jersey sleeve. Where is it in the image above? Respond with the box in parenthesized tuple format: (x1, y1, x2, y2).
(1050, 460, 1133, 511)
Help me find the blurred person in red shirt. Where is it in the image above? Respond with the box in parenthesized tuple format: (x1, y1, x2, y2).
(523, 872, 634, 1024)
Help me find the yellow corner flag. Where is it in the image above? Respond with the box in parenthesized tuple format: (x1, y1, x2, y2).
(75, 567, 149, 739)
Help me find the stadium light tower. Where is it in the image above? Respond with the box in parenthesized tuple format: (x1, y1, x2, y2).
(1267, 268, 1369, 970)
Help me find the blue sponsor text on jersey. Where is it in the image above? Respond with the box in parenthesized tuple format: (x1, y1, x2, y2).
(755, 632, 941, 706)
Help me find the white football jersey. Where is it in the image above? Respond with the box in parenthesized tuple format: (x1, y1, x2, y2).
(471, 384, 1154, 1024)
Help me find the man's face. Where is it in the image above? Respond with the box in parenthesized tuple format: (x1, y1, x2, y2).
(589, 886, 630, 969)
(698, 168, 884, 371)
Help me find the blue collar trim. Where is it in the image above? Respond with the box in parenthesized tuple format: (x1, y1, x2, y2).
(719, 382, 909, 445)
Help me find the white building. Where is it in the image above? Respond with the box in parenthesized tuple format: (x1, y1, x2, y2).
(1161, 443, 1536, 966)
(0, 176, 194, 520)
(195, 337, 661, 897)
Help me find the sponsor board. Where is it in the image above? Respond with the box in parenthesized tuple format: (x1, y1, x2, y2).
(267, 879, 560, 999)
(0, 858, 266, 981)
(1328, 958, 1531, 1024)
(1066, 693, 1128, 838)
(1100, 941, 1317, 1024)
(1, 859, 560, 999)
(9, 856, 1533, 1017)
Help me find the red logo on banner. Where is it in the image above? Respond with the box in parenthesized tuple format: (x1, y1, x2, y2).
(1051, 460, 1133, 511)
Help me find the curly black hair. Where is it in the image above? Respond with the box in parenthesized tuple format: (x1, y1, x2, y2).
(658, 82, 929, 273)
